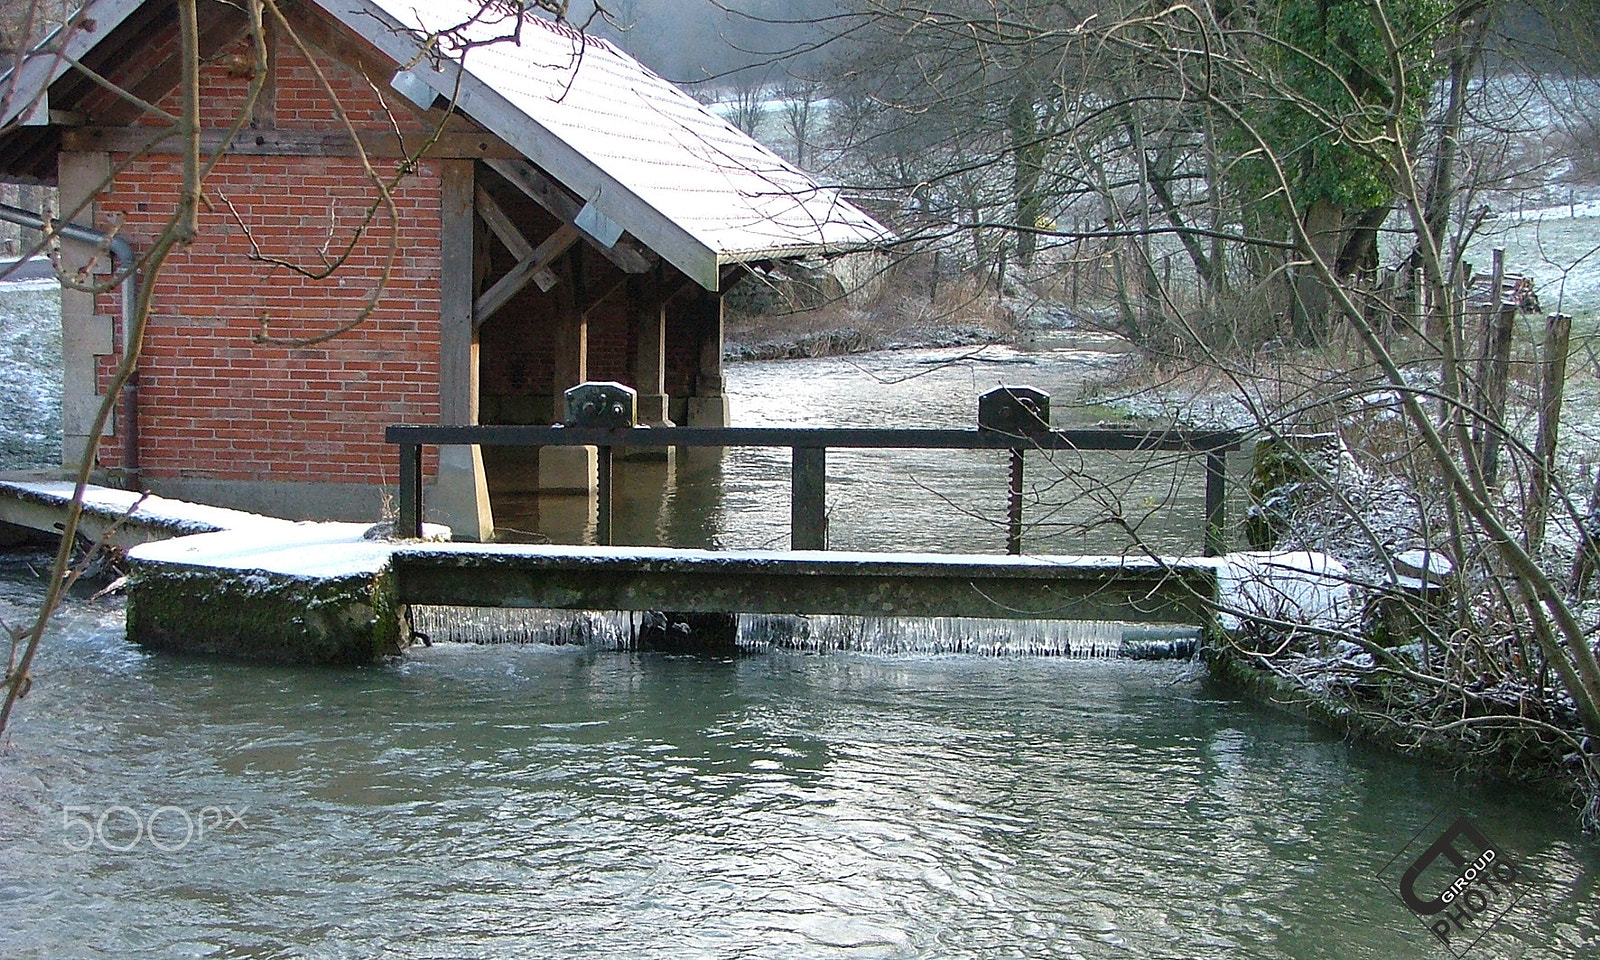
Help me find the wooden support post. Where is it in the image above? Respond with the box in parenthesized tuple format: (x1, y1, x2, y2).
(1479, 303, 1517, 486)
(596, 445, 614, 546)
(1008, 448, 1024, 555)
(436, 159, 494, 541)
(1476, 249, 1516, 485)
(1205, 450, 1227, 557)
(792, 446, 827, 550)
(631, 271, 671, 424)
(398, 443, 423, 539)
(1529, 312, 1572, 553)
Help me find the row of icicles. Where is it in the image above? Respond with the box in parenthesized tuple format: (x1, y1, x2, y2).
(405, 606, 1198, 659)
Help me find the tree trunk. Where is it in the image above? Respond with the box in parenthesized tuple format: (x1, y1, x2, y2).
(1290, 199, 1344, 344)
(1009, 83, 1045, 269)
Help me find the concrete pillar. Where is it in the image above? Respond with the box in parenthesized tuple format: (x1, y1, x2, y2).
(611, 455, 676, 544)
(685, 286, 730, 427)
(58, 151, 114, 470)
(435, 160, 494, 541)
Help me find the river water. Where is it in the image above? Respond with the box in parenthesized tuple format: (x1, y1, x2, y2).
(2, 339, 1597, 958)
(507, 336, 1212, 555)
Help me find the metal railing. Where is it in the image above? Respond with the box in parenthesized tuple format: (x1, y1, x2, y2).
(386, 424, 1243, 555)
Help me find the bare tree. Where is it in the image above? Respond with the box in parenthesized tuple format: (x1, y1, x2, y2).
(807, 0, 1600, 824)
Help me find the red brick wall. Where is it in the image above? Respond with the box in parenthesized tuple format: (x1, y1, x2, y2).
(586, 287, 630, 384)
(92, 31, 443, 487)
(664, 294, 705, 398)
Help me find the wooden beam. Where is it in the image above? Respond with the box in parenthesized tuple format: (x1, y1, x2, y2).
(439, 160, 476, 427)
(0, 0, 149, 128)
(473, 223, 581, 327)
(61, 125, 522, 159)
(473, 185, 533, 262)
(485, 158, 654, 275)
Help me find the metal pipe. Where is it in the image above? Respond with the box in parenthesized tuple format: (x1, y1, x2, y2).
(0, 202, 141, 489)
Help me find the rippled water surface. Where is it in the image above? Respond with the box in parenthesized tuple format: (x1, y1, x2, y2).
(4, 602, 1597, 958)
(2, 342, 1597, 957)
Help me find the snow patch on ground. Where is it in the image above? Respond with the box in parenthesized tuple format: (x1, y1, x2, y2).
(1111, 388, 1259, 430)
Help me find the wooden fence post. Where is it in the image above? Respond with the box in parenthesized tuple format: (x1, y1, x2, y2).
(1528, 312, 1572, 553)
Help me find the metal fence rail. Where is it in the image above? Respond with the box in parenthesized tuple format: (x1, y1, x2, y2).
(385, 424, 1243, 555)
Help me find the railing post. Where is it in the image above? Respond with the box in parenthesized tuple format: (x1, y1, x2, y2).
(597, 445, 614, 546)
(792, 446, 827, 550)
(1008, 448, 1024, 555)
(1204, 449, 1226, 557)
(398, 442, 423, 539)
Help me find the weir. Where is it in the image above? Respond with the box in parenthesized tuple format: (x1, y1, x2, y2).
(0, 481, 1333, 666)
(392, 545, 1216, 626)
(120, 526, 1223, 664)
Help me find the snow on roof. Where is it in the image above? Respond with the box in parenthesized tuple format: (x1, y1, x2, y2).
(316, 0, 891, 289)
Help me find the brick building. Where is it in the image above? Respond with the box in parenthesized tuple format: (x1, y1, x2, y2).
(0, 0, 887, 538)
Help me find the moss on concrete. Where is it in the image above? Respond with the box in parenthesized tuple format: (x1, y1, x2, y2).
(126, 558, 405, 665)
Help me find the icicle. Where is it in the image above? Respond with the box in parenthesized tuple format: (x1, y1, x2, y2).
(408, 607, 1198, 659)
(408, 606, 639, 648)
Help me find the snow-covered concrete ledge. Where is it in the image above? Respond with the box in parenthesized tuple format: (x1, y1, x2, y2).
(126, 523, 421, 665)
(390, 544, 1223, 625)
(0, 479, 295, 548)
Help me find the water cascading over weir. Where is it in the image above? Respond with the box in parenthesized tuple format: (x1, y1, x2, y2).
(405, 606, 1197, 659)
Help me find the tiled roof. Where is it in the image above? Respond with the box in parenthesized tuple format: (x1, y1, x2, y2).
(328, 0, 890, 288)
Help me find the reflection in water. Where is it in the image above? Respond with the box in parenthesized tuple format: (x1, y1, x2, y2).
(497, 342, 1226, 555)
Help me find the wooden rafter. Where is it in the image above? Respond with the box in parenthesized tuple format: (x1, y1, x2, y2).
(0, 0, 150, 128)
(484, 158, 654, 276)
(473, 185, 533, 262)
